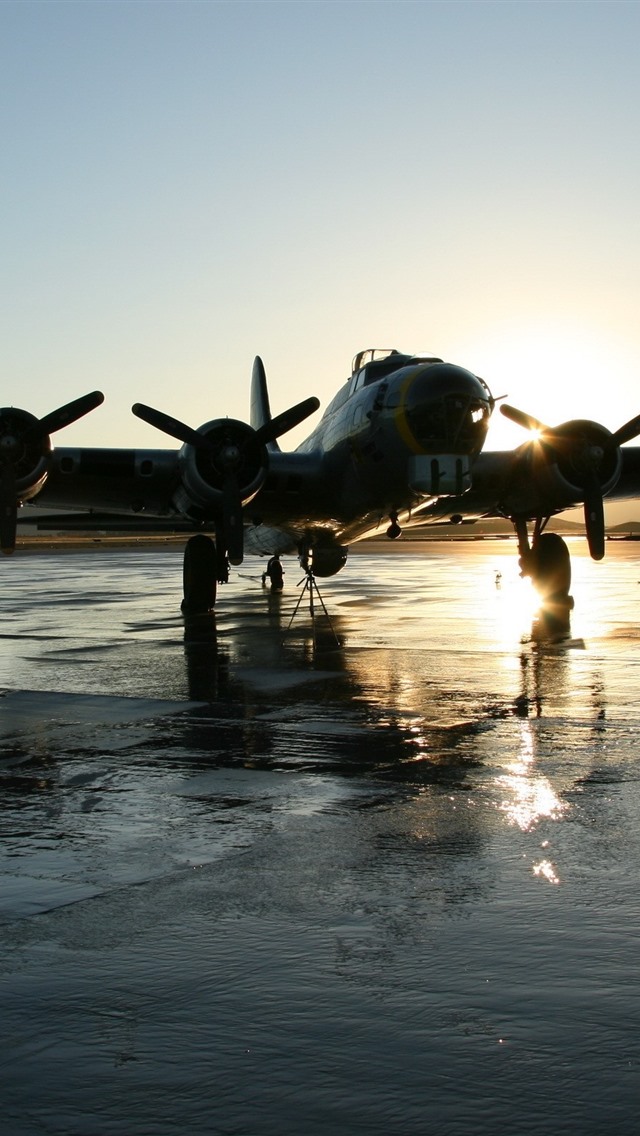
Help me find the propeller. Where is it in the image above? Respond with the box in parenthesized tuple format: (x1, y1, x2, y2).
(132, 380, 319, 564)
(33, 390, 105, 438)
(609, 414, 640, 448)
(131, 404, 210, 452)
(583, 471, 605, 560)
(255, 397, 319, 446)
(500, 403, 640, 560)
(0, 391, 104, 555)
(131, 395, 320, 453)
(500, 404, 549, 436)
(0, 464, 17, 555)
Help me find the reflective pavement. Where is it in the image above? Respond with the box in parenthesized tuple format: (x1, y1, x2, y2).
(2, 541, 640, 1134)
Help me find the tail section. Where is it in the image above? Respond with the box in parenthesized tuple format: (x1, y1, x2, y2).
(250, 356, 281, 452)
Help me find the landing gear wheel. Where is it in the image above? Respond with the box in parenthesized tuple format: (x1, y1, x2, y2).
(529, 533, 572, 603)
(182, 534, 217, 613)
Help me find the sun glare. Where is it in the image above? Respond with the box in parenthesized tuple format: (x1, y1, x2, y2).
(493, 558, 541, 648)
(468, 322, 640, 451)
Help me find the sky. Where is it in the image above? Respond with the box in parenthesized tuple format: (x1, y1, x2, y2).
(2, 0, 640, 517)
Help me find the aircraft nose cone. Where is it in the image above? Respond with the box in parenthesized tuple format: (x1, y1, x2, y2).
(400, 363, 492, 454)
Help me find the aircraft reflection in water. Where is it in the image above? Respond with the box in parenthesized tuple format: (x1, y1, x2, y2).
(0, 582, 505, 879)
(0, 539, 628, 897)
(5, 347, 640, 623)
(172, 590, 613, 896)
(179, 578, 607, 774)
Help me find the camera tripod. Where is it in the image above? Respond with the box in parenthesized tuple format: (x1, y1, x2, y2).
(282, 565, 341, 649)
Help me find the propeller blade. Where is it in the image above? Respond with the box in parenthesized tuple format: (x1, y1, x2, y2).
(583, 472, 605, 561)
(36, 391, 105, 436)
(500, 404, 550, 435)
(608, 414, 640, 449)
(0, 463, 17, 555)
(255, 397, 320, 445)
(131, 404, 209, 451)
(222, 469, 244, 565)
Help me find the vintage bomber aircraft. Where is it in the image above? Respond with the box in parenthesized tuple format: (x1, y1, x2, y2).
(3, 347, 640, 614)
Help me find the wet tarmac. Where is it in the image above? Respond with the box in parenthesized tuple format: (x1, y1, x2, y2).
(2, 540, 640, 1135)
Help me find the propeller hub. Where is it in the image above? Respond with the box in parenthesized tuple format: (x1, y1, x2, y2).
(589, 444, 604, 466)
(218, 443, 242, 471)
(0, 433, 23, 462)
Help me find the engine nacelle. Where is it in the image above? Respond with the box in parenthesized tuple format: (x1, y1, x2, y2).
(509, 419, 622, 515)
(173, 418, 268, 517)
(0, 407, 51, 501)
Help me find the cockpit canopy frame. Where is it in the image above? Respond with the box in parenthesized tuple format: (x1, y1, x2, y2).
(351, 348, 444, 376)
(350, 348, 445, 396)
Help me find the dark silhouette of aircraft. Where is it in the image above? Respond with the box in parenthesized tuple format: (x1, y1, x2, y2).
(3, 348, 640, 615)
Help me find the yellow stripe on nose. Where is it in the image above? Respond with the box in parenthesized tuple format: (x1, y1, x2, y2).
(394, 371, 428, 455)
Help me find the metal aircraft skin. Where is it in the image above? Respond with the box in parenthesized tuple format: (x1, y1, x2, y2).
(3, 348, 640, 613)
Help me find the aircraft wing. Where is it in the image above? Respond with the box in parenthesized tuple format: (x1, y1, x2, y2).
(3, 359, 320, 557)
(31, 447, 180, 519)
(22, 444, 323, 539)
(25, 441, 640, 552)
(414, 445, 640, 520)
(5, 357, 640, 567)
(612, 446, 640, 498)
(409, 443, 640, 564)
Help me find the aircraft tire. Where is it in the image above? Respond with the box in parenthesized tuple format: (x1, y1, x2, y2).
(182, 534, 218, 613)
(530, 533, 573, 603)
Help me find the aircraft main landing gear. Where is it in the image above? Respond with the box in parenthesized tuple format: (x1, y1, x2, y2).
(526, 533, 573, 606)
(182, 534, 226, 614)
(513, 520, 574, 638)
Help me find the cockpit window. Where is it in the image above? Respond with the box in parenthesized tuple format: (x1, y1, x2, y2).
(352, 348, 403, 374)
(406, 394, 490, 453)
(351, 354, 445, 395)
